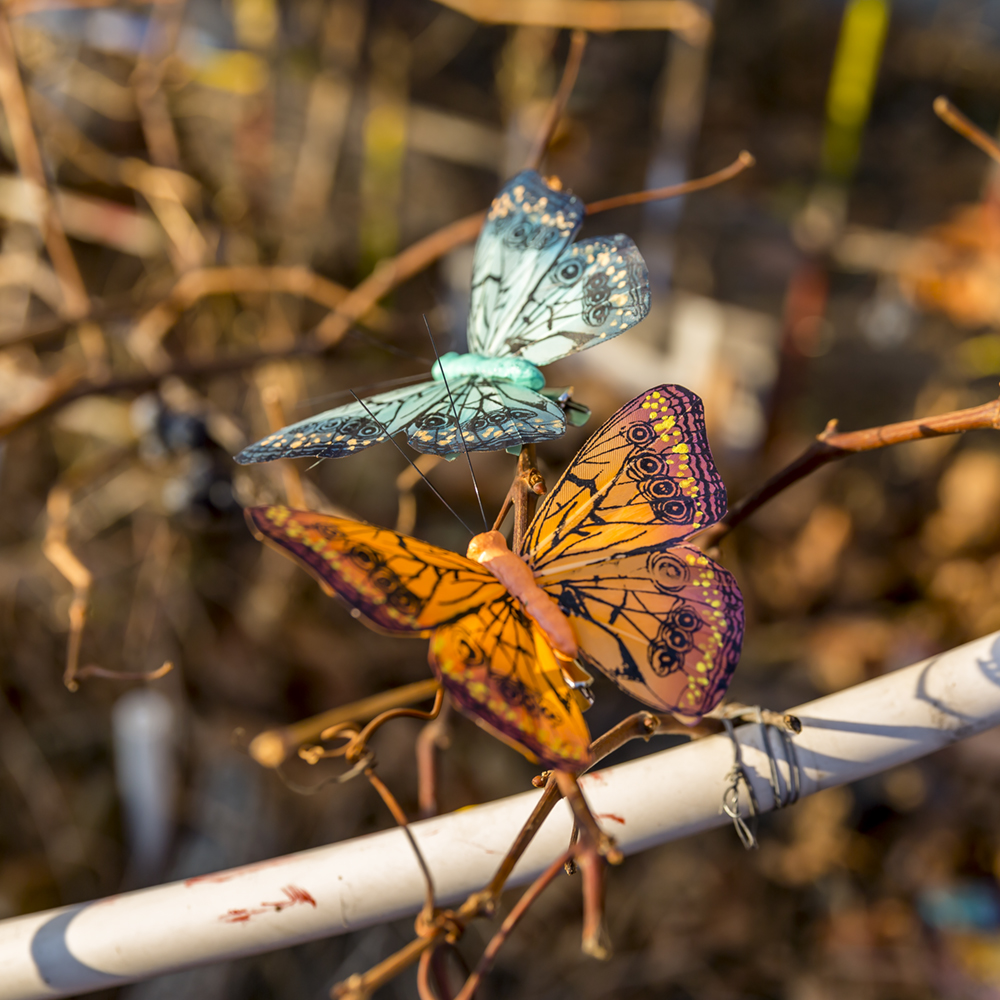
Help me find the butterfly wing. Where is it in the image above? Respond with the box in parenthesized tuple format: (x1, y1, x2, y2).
(235, 380, 454, 464)
(523, 385, 728, 572)
(499, 235, 651, 367)
(544, 546, 744, 719)
(236, 376, 567, 460)
(430, 599, 592, 769)
(467, 170, 584, 359)
(245, 506, 505, 633)
(435, 377, 566, 453)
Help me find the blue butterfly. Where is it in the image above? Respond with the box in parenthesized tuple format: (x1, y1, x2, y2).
(235, 170, 651, 465)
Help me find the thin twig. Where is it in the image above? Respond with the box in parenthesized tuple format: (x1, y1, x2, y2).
(74, 661, 174, 683)
(366, 768, 437, 923)
(524, 29, 587, 171)
(453, 850, 574, 1000)
(934, 96, 1000, 166)
(330, 707, 721, 998)
(698, 395, 1000, 550)
(585, 150, 755, 215)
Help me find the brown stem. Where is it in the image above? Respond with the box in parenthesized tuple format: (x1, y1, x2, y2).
(453, 850, 574, 1000)
(934, 96, 1000, 166)
(698, 396, 1000, 550)
(366, 768, 436, 923)
(416, 697, 451, 818)
(261, 386, 306, 510)
(524, 29, 587, 172)
(341, 686, 445, 760)
(332, 935, 436, 1000)
(554, 770, 622, 863)
(512, 446, 545, 553)
(74, 660, 174, 684)
(577, 842, 611, 959)
(330, 710, 717, 998)
(248, 677, 440, 769)
(586, 150, 755, 215)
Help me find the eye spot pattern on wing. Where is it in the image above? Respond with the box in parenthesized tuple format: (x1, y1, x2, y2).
(547, 545, 744, 718)
(525, 385, 727, 573)
(498, 236, 651, 368)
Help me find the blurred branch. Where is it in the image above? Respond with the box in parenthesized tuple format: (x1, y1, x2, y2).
(128, 265, 390, 369)
(315, 210, 485, 345)
(248, 678, 441, 769)
(41, 484, 92, 691)
(432, 0, 712, 46)
(524, 29, 587, 171)
(0, 11, 88, 315)
(130, 0, 185, 170)
(698, 394, 1000, 550)
(42, 473, 177, 691)
(934, 95, 1000, 165)
(416, 698, 451, 818)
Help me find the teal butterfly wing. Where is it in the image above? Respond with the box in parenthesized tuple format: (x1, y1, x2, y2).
(236, 379, 458, 463)
(236, 171, 650, 464)
(468, 170, 585, 358)
(502, 236, 651, 367)
(235, 376, 566, 463)
(468, 171, 650, 365)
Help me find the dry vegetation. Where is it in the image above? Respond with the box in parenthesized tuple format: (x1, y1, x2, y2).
(4, 0, 1000, 997)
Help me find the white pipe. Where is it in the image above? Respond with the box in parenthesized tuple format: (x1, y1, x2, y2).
(2, 630, 1000, 1000)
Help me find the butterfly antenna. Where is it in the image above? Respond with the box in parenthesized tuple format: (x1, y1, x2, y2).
(348, 390, 474, 536)
(422, 316, 489, 531)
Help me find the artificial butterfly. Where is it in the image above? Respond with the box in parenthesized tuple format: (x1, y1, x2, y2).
(245, 386, 744, 769)
(235, 170, 651, 465)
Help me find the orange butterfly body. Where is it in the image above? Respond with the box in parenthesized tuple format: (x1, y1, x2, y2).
(246, 386, 745, 770)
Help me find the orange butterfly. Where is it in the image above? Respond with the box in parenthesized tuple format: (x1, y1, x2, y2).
(246, 385, 744, 770)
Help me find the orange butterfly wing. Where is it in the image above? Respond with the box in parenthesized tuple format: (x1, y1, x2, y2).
(246, 506, 591, 768)
(519, 384, 744, 718)
(245, 506, 505, 633)
(429, 599, 592, 768)
(541, 546, 744, 719)
(522, 385, 727, 573)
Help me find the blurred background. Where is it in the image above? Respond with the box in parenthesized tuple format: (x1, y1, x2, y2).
(4, 0, 1000, 996)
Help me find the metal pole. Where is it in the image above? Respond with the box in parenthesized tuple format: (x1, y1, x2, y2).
(2, 630, 999, 1000)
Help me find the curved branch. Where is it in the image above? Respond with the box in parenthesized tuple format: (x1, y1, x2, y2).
(698, 396, 1000, 550)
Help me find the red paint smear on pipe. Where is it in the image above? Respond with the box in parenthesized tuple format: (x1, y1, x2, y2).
(219, 885, 318, 924)
(597, 813, 626, 825)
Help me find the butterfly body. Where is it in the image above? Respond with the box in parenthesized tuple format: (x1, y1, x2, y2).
(466, 530, 577, 658)
(431, 352, 544, 390)
(235, 171, 651, 465)
(246, 385, 744, 771)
